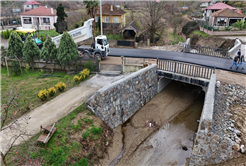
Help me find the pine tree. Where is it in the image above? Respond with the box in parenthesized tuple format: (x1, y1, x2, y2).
(54, 3, 68, 34)
(22, 36, 40, 71)
(57, 32, 79, 71)
(40, 36, 57, 63)
(7, 31, 23, 58)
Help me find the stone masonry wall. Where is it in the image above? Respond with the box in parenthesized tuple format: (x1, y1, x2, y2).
(189, 74, 243, 165)
(86, 64, 158, 129)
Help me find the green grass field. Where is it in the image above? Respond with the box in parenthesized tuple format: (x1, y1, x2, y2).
(1, 67, 75, 126)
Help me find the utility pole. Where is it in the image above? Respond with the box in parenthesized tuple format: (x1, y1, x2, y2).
(100, 0, 103, 35)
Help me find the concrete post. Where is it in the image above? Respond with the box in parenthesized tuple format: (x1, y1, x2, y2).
(147, 39, 150, 47)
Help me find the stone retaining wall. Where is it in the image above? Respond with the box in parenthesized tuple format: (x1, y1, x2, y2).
(86, 64, 158, 129)
(228, 39, 242, 58)
(189, 74, 239, 165)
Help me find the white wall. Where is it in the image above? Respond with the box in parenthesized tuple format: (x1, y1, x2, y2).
(23, 5, 40, 12)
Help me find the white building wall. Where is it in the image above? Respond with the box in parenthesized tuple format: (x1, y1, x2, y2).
(23, 4, 40, 12)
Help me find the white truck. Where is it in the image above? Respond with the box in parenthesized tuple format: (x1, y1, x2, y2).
(51, 18, 110, 59)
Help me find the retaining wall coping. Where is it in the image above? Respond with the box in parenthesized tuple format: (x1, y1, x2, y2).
(228, 39, 242, 57)
(97, 64, 157, 93)
(200, 74, 216, 122)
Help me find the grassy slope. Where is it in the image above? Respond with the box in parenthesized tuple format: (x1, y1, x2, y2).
(5, 104, 112, 166)
(1, 67, 75, 126)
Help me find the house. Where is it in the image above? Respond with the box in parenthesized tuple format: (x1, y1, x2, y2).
(203, 2, 236, 21)
(95, 3, 126, 29)
(20, 6, 57, 30)
(209, 8, 245, 26)
(23, 0, 41, 12)
(119, 21, 140, 39)
(200, 0, 216, 9)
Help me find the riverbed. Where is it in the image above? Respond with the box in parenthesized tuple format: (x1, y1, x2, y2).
(101, 81, 205, 166)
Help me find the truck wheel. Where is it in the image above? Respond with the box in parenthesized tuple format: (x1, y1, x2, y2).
(83, 52, 89, 58)
(95, 53, 101, 60)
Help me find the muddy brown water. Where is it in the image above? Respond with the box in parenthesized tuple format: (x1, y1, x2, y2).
(110, 81, 205, 166)
(138, 91, 204, 165)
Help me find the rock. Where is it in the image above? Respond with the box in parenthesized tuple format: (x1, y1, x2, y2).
(231, 123, 234, 128)
(240, 145, 245, 154)
(234, 129, 241, 136)
(235, 137, 241, 144)
(216, 81, 221, 87)
(233, 144, 240, 152)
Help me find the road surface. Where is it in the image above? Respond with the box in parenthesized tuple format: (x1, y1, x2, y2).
(108, 48, 246, 75)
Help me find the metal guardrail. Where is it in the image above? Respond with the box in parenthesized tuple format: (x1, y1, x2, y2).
(157, 59, 215, 79)
(184, 44, 229, 59)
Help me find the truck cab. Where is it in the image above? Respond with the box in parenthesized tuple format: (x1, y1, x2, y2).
(94, 35, 110, 58)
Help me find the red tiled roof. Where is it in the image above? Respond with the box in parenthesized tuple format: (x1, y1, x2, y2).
(23, 0, 41, 5)
(20, 6, 56, 16)
(96, 3, 126, 16)
(211, 8, 245, 18)
(204, 2, 236, 10)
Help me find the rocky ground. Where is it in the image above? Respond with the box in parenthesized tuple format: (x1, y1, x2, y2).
(211, 82, 246, 165)
(139, 42, 185, 52)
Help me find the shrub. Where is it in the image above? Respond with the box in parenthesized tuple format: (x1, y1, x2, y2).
(182, 21, 199, 36)
(82, 131, 90, 139)
(55, 82, 66, 92)
(79, 68, 90, 78)
(1, 29, 13, 39)
(78, 158, 88, 166)
(48, 87, 56, 97)
(73, 75, 80, 83)
(79, 75, 85, 81)
(74, 23, 80, 28)
(84, 61, 94, 71)
(38, 89, 48, 101)
(91, 127, 102, 135)
(190, 34, 200, 45)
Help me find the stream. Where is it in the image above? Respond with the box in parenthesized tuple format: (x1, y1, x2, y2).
(138, 91, 204, 165)
(109, 81, 205, 166)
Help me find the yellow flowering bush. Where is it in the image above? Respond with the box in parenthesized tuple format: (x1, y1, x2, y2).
(38, 89, 48, 101)
(48, 87, 56, 97)
(73, 75, 80, 83)
(55, 82, 66, 92)
(79, 75, 85, 81)
(79, 68, 90, 78)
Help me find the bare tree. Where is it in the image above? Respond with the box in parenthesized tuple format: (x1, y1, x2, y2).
(140, 0, 166, 43)
(1, 86, 33, 165)
(164, 2, 182, 35)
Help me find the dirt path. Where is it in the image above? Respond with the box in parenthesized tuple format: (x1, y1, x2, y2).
(0, 74, 127, 155)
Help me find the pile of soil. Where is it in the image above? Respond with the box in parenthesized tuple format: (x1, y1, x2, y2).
(195, 36, 235, 50)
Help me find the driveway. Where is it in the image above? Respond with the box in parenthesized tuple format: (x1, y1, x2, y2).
(0, 74, 128, 155)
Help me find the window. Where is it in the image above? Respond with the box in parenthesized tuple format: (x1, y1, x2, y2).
(26, 5, 29, 7)
(113, 17, 119, 23)
(43, 18, 50, 23)
(95, 16, 99, 22)
(104, 17, 110, 23)
(97, 39, 103, 45)
(23, 17, 32, 24)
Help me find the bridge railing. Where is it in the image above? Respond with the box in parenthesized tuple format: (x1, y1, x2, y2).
(157, 59, 215, 79)
(184, 44, 229, 59)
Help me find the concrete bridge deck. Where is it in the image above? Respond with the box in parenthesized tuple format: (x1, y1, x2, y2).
(108, 48, 246, 75)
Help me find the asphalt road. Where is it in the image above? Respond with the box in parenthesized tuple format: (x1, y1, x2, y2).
(108, 48, 246, 75)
